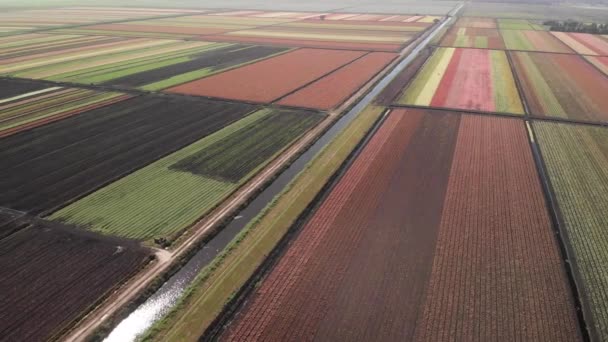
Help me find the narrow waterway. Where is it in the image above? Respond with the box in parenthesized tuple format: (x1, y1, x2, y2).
(104, 11, 458, 342)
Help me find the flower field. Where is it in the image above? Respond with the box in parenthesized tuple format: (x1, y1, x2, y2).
(168, 48, 395, 108)
(552, 32, 608, 56)
(501, 30, 574, 52)
(440, 27, 505, 48)
(396, 47, 524, 114)
(0, 80, 128, 136)
(585, 55, 608, 75)
(221, 108, 580, 341)
(511, 51, 608, 122)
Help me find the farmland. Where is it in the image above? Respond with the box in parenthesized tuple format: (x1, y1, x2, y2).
(0, 96, 255, 215)
(396, 47, 524, 114)
(221, 109, 580, 341)
(144, 105, 386, 342)
(511, 51, 608, 122)
(0, 215, 150, 341)
(552, 32, 608, 56)
(0, 7, 204, 35)
(501, 30, 573, 53)
(0, 80, 128, 136)
(440, 27, 505, 49)
(534, 122, 608, 340)
(50, 108, 324, 240)
(169, 48, 396, 108)
(0, 36, 291, 90)
(4, 2, 608, 342)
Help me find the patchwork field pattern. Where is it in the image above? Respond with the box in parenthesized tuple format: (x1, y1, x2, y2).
(169, 48, 370, 105)
(501, 30, 574, 53)
(0, 6, 203, 35)
(60, 11, 437, 51)
(511, 51, 608, 122)
(534, 122, 608, 340)
(552, 32, 608, 56)
(0, 81, 128, 136)
(51, 108, 325, 240)
(222, 109, 580, 341)
(440, 27, 505, 49)
(0, 215, 150, 341)
(497, 18, 546, 30)
(0, 96, 255, 215)
(454, 17, 497, 28)
(585, 55, 608, 76)
(397, 47, 524, 114)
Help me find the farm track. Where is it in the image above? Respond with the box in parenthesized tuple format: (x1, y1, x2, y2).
(61, 13, 456, 340)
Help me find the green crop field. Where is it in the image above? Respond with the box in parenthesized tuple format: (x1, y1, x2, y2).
(50, 108, 325, 241)
(534, 121, 608, 340)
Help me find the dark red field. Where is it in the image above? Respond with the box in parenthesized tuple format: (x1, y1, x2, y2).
(0, 215, 150, 341)
(221, 108, 581, 341)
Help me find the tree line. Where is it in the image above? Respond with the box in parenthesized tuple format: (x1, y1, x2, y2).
(544, 20, 608, 34)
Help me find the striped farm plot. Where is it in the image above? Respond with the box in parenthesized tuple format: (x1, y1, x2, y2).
(0, 7, 203, 36)
(209, 11, 440, 23)
(453, 17, 497, 29)
(511, 51, 608, 122)
(501, 30, 574, 53)
(202, 19, 428, 51)
(0, 36, 196, 76)
(50, 108, 325, 241)
(552, 32, 608, 56)
(534, 121, 608, 340)
(497, 18, 547, 30)
(440, 27, 505, 49)
(0, 81, 128, 136)
(68, 15, 294, 39)
(585, 55, 608, 76)
(396, 47, 524, 114)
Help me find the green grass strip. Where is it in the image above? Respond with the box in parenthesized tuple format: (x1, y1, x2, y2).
(515, 52, 565, 117)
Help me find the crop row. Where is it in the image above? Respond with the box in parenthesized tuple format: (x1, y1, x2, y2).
(0, 95, 255, 215)
(440, 24, 608, 56)
(50, 108, 325, 241)
(0, 217, 150, 341)
(0, 81, 128, 136)
(511, 51, 608, 121)
(454, 17, 546, 30)
(534, 122, 608, 340)
(222, 109, 580, 341)
(0, 7, 199, 36)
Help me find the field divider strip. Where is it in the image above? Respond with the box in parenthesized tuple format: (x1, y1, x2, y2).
(525, 120, 594, 341)
(505, 49, 531, 116)
(389, 103, 608, 128)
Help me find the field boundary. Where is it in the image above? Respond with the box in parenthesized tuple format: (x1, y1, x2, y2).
(390, 103, 608, 128)
(525, 121, 594, 341)
(201, 107, 391, 340)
